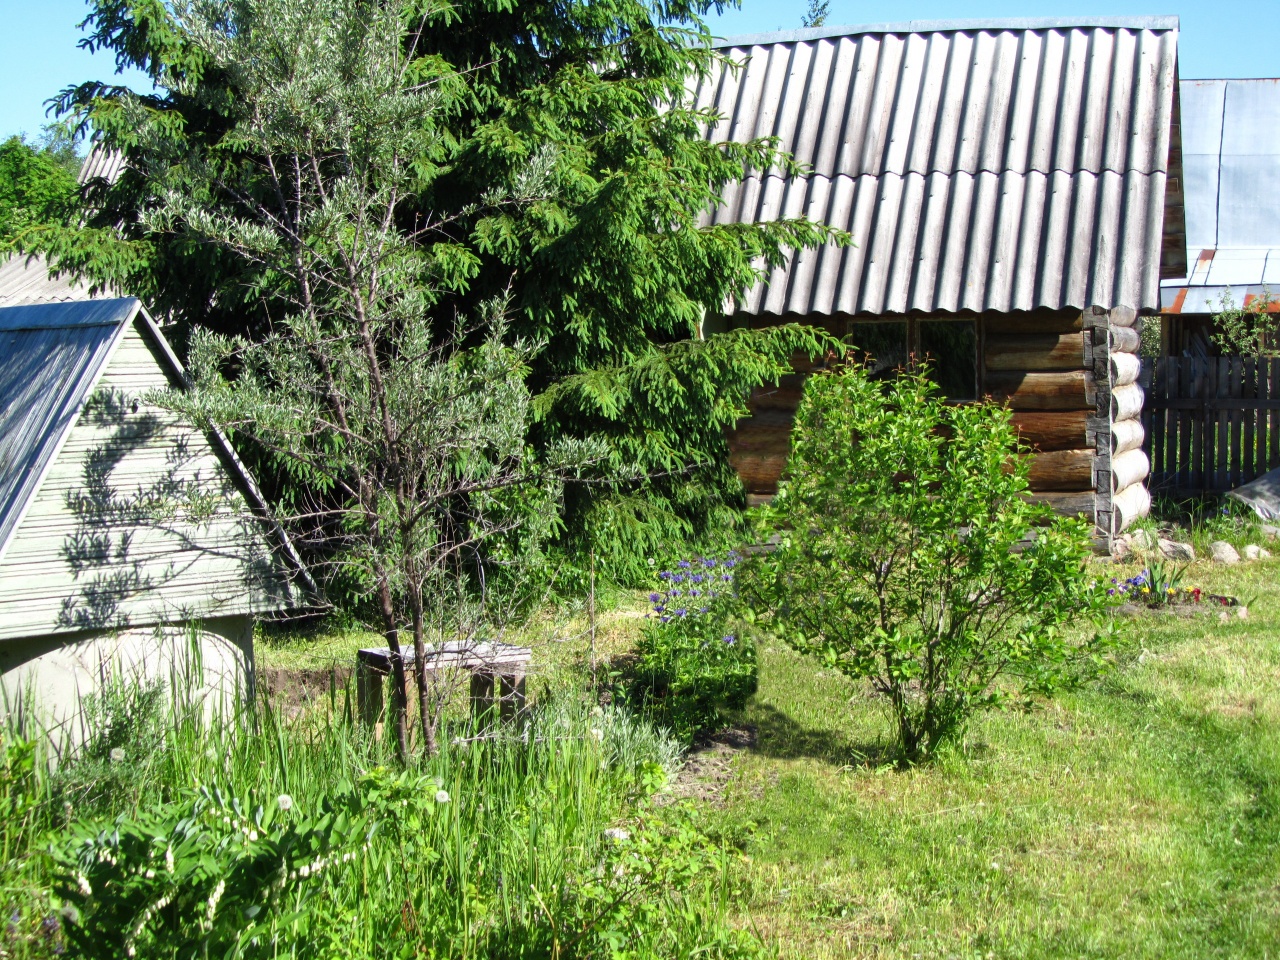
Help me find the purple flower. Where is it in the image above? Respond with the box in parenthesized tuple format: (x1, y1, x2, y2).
(658, 571, 672, 581)
(691, 573, 705, 583)
(677, 560, 692, 569)
(653, 603, 665, 613)
(699, 606, 709, 614)
(660, 616, 670, 623)
(721, 573, 732, 581)
(672, 573, 685, 584)
(674, 608, 687, 617)
(649, 592, 660, 602)
(703, 558, 718, 568)
(722, 635, 736, 646)
(689, 588, 700, 597)
(669, 588, 681, 597)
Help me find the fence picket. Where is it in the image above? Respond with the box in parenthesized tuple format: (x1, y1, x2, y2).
(1144, 356, 1280, 495)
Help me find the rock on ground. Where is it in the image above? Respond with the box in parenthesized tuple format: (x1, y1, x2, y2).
(1243, 544, 1272, 560)
(1209, 541, 1241, 564)
(1131, 529, 1160, 552)
(1159, 539, 1196, 561)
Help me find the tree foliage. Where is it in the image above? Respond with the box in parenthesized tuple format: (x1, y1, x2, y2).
(1209, 288, 1279, 358)
(744, 364, 1107, 763)
(129, 0, 604, 757)
(47, 0, 846, 582)
(0, 132, 80, 250)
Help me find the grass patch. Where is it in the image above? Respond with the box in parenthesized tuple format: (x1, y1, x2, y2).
(707, 558, 1280, 958)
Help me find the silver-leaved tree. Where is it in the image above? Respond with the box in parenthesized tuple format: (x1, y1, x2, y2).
(143, 0, 600, 757)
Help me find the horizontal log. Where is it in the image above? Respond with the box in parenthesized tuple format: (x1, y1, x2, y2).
(1112, 482, 1151, 533)
(1111, 382, 1145, 422)
(1111, 448, 1150, 492)
(985, 370, 1093, 411)
(985, 333, 1085, 371)
(1027, 448, 1094, 491)
(1084, 304, 1139, 329)
(983, 312, 1084, 335)
(750, 374, 806, 413)
(1109, 353, 1141, 387)
(1109, 326, 1141, 354)
(1010, 411, 1090, 451)
(1111, 418, 1145, 455)
(726, 417, 793, 459)
(729, 452, 785, 493)
(1027, 491, 1095, 517)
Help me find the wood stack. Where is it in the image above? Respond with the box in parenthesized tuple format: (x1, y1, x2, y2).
(726, 307, 1153, 541)
(1085, 306, 1151, 535)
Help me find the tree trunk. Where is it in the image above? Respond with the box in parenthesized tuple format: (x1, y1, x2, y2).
(378, 576, 410, 762)
(411, 592, 438, 756)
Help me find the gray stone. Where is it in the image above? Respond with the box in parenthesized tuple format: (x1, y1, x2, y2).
(1261, 524, 1280, 540)
(1209, 541, 1241, 564)
(1158, 539, 1196, 562)
(1110, 535, 1133, 561)
(1243, 544, 1272, 561)
(1130, 528, 1160, 551)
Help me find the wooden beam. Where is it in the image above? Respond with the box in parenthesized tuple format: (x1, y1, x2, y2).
(985, 333, 1085, 371)
(983, 312, 1084, 335)
(985, 370, 1093, 410)
(1027, 448, 1094, 490)
(1010, 411, 1090, 451)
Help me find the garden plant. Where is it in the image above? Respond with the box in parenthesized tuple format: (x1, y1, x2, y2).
(745, 363, 1109, 763)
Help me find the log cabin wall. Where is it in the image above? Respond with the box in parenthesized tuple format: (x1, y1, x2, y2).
(726, 307, 1152, 541)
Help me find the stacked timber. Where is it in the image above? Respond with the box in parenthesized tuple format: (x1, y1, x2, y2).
(982, 310, 1096, 519)
(1085, 306, 1151, 534)
(726, 308, 1153, 542)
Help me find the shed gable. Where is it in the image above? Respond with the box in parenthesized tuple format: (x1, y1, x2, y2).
(0, 314, 294, 640)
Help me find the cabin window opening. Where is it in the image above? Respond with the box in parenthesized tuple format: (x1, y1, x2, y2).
(846, 319, 977, 401)
(917, 319, 977, 401)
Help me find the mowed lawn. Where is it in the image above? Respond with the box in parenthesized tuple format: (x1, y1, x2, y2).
(714, 560, 1280, 958)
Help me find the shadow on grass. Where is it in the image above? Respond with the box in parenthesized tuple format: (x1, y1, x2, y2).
(740, 702, 899, 768)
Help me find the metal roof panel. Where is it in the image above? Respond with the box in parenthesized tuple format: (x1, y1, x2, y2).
(699, 19, 1180, 315)
(0, 299, 139, 563)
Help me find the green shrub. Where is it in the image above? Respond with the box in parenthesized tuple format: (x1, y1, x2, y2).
(745, 365, 1107, 763)
(630, 553, 757, 741)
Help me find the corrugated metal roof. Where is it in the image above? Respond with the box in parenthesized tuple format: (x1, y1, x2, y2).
(1159, 78, 1280, 311)
(0, 254, 98, 307)
(0, 297, 314, 601)
(695, 17, 1181, 316)
(0, 299, 138, 562)
(77, 146, 126, 186)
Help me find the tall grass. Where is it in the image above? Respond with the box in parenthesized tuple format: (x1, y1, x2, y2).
(1, 669, 756, 960)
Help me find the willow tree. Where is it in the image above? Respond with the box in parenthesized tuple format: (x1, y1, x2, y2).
(51, 0, 844, 585)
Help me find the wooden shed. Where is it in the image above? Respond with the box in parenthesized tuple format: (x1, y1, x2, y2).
(692, 17, 1187, 541)
(0, 257, 308, 741)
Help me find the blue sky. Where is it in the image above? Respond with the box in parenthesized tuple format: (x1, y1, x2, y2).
(3, 0, 1278, 143)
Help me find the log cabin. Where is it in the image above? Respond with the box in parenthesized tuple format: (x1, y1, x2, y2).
(692, 16, 1187, 543)
(0, 255, 310, 744)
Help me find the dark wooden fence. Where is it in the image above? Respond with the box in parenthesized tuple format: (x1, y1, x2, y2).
(1142, 357, 1280, 494)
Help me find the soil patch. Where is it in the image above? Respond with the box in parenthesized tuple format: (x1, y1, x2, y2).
(664, 725, 757, 805)
(258, 665, 354, 715)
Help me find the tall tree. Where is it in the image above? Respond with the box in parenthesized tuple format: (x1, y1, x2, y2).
(134, 0, 602, 757)
(48, 0, 844, 583)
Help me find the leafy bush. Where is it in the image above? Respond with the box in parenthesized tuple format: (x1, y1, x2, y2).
(630, 553, 757, 740)
(745, 365, 1107, 763)
(54, 787, 370, 960)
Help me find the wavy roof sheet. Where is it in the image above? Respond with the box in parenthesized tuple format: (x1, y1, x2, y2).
(695, 17, 1183, 317)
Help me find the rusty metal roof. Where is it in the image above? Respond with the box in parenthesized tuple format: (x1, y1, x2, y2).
(1160, 78, 1280, 313)
(695, 17, 1182, 317)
